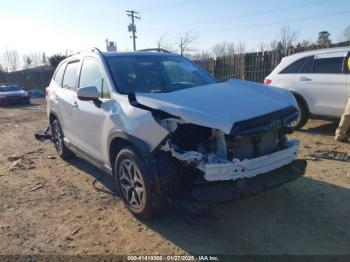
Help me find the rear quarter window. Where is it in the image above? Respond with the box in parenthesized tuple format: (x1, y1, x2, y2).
(313, 57, 344, 74)
(280, 56, 310, 74)
(53, 63, 66, 85)
(62, 62, 79, 91)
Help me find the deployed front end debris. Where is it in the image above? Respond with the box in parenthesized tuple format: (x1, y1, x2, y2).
(34, 123, 52, 141)
(156, 106, 301, 185)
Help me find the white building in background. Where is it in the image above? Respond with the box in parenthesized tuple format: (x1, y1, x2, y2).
(106, 39, 117, 52)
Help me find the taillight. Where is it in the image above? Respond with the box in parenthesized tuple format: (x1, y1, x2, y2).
(264, 78, 272, 85)
(45, 87, 49, 97)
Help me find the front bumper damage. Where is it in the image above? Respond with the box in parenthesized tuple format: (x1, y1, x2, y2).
(199, 140, 299, 181)
(192, 159, 307, 202)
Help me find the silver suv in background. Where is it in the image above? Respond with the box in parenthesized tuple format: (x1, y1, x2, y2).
(264, 47, 350, 128)
(46, 48, 306, 218)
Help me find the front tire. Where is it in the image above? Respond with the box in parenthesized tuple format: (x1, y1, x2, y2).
(114, 147, 165, 219)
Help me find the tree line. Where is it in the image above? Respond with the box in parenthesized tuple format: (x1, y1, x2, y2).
(156, 25, 350, 59)
(1, 25, 349, 74)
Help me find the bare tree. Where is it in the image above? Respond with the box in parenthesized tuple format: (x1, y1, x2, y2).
(343, 25, 350, 42)
(23, 55, 32, 69)
(155, 35, 174, 51)
(29, 53, 43, 66)
(258, 42, 267, 52)
(176, 31, 198, 56)
(236, 41, 246, 54)
(5, 50, 20, 72)
(279, 25, 298, 53)
(212, 41, 235, 57)
(42, 52, 48, 65)
(191, 51, 212, 60)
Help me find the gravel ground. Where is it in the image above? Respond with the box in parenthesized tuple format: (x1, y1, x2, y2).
(0, 99, 349, 256)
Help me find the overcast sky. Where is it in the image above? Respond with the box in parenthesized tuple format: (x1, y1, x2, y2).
(0, 0, 349, 57)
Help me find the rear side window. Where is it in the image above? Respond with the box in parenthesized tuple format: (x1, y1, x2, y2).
(54, 63, 66, 85)
(79, 58, 110, 98)
(62, 62, 79, 91)
(280, 57, 309, 74)
(344, 56, 350, 74)
(313, 57, 344, 74)
(299, 56, 314, 73)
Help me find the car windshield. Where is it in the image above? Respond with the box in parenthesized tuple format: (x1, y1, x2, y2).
(106, 55, 217, 94)
(0, 85, 21, 92)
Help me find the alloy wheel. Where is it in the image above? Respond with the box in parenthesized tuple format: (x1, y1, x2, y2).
(118, 159, 145, 209)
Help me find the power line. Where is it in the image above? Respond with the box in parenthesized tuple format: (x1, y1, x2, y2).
(138, 0, 204, 12)
(140, 9, 350, 37)
(140, 0, 331, 33)
(201, 9, 350, 34)
(126, 10, 141, 51)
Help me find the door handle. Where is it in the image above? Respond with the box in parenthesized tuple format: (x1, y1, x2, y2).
(73, 102, 78, 109)
(300, 76, 312, 82)
(55, 95, 59, 102)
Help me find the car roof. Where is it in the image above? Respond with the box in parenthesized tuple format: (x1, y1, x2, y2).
(285, 46, 350, 60)
(63, 51, 180, 64)
(102, 51, 179, 57)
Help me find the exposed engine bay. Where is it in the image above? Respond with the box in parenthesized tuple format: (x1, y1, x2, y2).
(158, 111, 299, 182)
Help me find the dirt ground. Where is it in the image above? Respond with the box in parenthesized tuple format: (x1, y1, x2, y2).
(0, 99, 350, 256)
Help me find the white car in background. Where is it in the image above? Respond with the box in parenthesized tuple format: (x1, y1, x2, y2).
(264, 47, 350, 128)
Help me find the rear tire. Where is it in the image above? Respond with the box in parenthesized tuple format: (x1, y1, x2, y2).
(114, 146, 166, 219)
(294, 98, 308, 129)
(51, 119, 74, 159)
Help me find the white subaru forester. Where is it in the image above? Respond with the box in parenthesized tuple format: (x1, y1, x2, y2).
(264, 47, 350, 128)
(46, 48, 306, 218)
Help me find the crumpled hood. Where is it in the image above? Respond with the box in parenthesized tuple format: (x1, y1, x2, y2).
(0, 90, 27, 97)
(135, 79, 297, 134)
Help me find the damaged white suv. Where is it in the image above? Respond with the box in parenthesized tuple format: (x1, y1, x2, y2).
(46, 48, 306, 218)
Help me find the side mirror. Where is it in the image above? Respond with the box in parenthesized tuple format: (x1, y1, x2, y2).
(77, 86, 100, 101)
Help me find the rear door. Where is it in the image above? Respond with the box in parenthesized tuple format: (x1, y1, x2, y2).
(56, 60, 80, 143)
(73, 57, 112, 161)
(303, 52, 348, 117)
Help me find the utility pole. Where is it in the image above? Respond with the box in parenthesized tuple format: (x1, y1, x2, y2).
(126, 10, 141, 51)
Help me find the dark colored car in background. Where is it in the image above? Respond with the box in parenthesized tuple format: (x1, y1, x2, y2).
(0, 83, 30, 106)
(28, 89, 45, 98)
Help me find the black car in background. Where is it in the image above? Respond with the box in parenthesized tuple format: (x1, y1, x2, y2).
(0, 83, 30, 105)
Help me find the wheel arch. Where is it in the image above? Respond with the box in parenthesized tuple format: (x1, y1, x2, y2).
(290, 91, 310, 116)
(49, 110, 59, 125)
(108, 131, 151, 172)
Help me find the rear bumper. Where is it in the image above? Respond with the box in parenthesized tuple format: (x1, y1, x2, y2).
(0, 96, 30, 105)
(192, 159, 307, 202)
(198, 140, 299, 181)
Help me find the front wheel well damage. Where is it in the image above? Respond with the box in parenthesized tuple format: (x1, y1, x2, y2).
(109, 137, 132, 172)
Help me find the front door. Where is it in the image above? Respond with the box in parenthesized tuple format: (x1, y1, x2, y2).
(73, 57, 112, 161)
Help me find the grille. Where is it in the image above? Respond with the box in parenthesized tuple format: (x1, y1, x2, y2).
(226, 106, 298, 161)
(226, 130, 279, 161)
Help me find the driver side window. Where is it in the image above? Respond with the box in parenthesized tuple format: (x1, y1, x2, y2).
(79, 58, 110, 98)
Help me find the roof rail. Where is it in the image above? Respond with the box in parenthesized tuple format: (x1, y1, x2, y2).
(70, 47, 102, 56)
(137, 48, 171, 53)
(91, 47, 102, 53)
